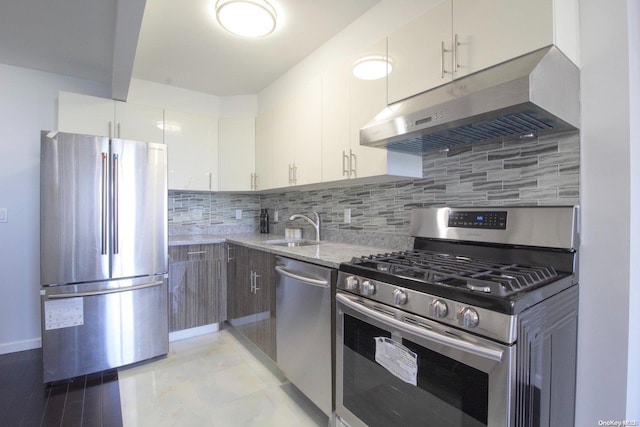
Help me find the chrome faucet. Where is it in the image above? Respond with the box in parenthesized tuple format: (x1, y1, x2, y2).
(289, 211, 321, 242)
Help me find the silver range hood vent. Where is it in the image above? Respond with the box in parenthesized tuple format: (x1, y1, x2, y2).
(360, 46, 579, 154)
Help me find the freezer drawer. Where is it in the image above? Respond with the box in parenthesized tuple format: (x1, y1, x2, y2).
(41, 276, 168, 383)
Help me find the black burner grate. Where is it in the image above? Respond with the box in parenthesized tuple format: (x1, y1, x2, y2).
(352, 250, 558, 297)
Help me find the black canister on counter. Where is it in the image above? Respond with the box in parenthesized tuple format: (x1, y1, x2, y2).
(264, 209, 269, 234)
(259, 209, 266, 233)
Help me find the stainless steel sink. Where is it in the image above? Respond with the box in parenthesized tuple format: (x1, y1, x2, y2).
(264, 239, 320, 247)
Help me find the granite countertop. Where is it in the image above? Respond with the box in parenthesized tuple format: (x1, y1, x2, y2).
(169, 233, 394, 269)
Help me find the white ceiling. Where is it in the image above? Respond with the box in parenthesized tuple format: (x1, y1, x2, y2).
(0, 0, 380, 99)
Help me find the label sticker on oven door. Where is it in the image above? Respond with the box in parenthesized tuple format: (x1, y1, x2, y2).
(374, 337, 418, 386)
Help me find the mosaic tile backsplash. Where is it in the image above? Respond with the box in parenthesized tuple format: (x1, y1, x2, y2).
(169, 131, 579, 247)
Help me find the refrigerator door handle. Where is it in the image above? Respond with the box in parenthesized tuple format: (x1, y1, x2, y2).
(113, 153, 119, 255)
(101, 152, 108, 255)
(47, 280, 164, 299)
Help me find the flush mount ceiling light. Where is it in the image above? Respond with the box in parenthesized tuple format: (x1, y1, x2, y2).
(214, 0, 277, 38)
(352, 55, 393, 80)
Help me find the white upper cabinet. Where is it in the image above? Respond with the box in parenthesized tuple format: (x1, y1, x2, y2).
(164, 109, 218, 191)
(321, 40, 423, 183)
(321, 60, 352, 183)
(388, 0, 571, 104)
(58, 91, 164, 144)
(255, 109, 274, 190)
(387, 1, 453, 104)
(218, 118, 256, 191)
(292, 76, 322, 186)
(348, 40, 394, 179)
(452, 0, 553, 79)
(114, 101, 165, 144)
(259, 76, 323, 190)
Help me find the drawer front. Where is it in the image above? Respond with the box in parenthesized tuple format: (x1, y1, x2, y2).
(169, 244, 219, 262)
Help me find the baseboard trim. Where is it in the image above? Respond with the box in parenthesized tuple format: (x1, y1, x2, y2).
(0, 337, 42, 355)
(169, 323, 221, 342)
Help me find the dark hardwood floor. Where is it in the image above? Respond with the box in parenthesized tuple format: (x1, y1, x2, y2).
(0, 348, 122, 426)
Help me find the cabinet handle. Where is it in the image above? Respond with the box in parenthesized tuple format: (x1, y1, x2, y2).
(342, 151, 349, 177)
(349, 150, 357, 178)
(187, 250, 206, 255)
(454, 33, 460, 72)
(227, 245, 234, 262)
(250, 173, 255, 190)
(292, 164, 298, 184)
(208, 172, 212, 190)
(441, 41, 452, 78)
(117, 122, 121, 138)
(251, 271, 259, 293)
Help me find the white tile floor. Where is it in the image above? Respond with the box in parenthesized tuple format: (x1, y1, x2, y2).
(118, 328, 328, 427)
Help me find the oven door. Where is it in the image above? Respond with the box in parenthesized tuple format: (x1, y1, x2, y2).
(336, 292, 515, 427)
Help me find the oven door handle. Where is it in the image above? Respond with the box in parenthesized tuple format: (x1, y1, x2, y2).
(337, 293, 504, 362)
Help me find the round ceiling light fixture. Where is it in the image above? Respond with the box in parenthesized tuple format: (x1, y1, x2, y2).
(214, 0, 277, 38)
(352, 55, 393, 80)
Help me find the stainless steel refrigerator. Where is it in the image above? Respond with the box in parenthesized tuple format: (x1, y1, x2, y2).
(40, 130, 169, 383)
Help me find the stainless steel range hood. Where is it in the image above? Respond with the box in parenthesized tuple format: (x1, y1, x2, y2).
(360, 46, 579, 154)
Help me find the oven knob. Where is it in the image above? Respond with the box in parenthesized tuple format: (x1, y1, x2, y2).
(361, 280, 376, 296)
(345, 276, 360, 292)
(430, 299, 448, 318)
(393, 289, 408, 305)
(457, 307, 480, 328)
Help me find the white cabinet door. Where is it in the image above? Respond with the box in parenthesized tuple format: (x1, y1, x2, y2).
(349, 40, 392, 179)
(218, 118, 255, 191)
(320, 43, 423, 184)
(388, 0, 453, 104)
(58, 92, 114, 137)
(270, 98, 295, 188)
(165, 109, 218, 191)
(321, 61, 351, 182)
(58, 91, 164, 144)
(452, 0, 553, 78)
(255, 109, 274, 190)
(114, 102, 164, 144)
(292, 76, 322, 186)
(387, 0, 558, 102)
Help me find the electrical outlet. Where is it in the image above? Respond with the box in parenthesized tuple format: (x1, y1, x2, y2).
(235, 209, 242, 219)
(0, 208, 7, 223)
(344, 208, 351, 224)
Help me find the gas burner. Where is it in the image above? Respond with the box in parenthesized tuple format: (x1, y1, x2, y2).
(351, 249, 558, 297)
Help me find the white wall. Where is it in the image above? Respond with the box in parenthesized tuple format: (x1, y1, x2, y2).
(0, 64, 109, 354)
(577, 0, 639, 422)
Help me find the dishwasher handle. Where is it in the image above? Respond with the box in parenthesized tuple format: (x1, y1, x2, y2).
(275, 265, 329, 288)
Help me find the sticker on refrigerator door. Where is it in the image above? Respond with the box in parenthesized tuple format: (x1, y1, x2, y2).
(44, 298, 84, 330)
(374, 337, 418, 386)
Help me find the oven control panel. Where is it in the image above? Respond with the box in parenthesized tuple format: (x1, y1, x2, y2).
(448, 210, 507, 230)
(337, 272, 517, 344)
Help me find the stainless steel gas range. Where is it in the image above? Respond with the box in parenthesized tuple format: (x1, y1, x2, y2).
(335, 206, 579, 427)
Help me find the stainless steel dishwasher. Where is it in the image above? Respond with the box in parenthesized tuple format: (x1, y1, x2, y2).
(275, 256, 335, 417)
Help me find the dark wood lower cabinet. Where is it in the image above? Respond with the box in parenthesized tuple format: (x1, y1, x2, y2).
(168, 243, 226, 332)
(226, 243, 276, 361)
